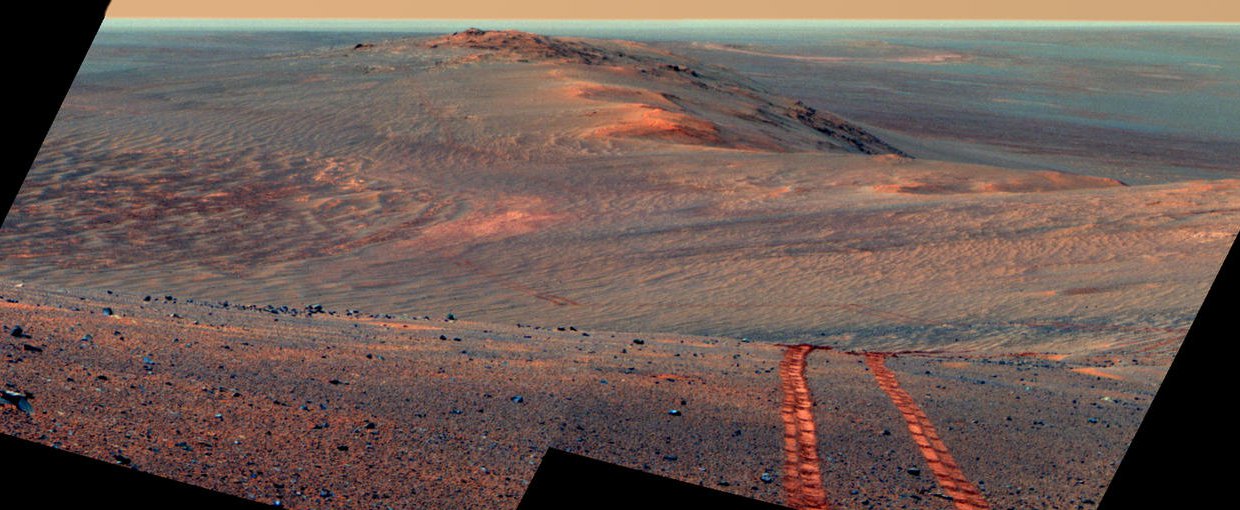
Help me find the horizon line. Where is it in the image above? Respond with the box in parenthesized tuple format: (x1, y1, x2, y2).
(101, 17, 1240, 25)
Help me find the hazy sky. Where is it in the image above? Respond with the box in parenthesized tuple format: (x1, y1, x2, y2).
(107, 0, 1239, 23)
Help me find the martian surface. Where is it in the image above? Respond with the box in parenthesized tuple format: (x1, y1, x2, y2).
(3, 23, 1237, 509)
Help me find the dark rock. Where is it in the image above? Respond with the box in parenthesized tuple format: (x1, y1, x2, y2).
(1, 390, 32, 414)
(102, 307, 114, 316)
(907, 467, 921, 476)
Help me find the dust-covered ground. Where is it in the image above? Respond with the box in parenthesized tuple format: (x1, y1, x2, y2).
(2, 25, 1237, 509)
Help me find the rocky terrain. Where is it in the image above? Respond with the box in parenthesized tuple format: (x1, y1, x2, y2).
(1, 282, 1160, 508)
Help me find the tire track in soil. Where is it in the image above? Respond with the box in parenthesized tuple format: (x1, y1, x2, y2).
(779, 344, 831, 510)
(863, 353, 991, 510)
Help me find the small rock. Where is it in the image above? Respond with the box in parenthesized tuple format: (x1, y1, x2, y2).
(102, 307, 114, 316)
(760, 472, 774, 483)
(1, 390, 33, 414)
(667, 409, 681, 416)
(510, 395, 524, 404)
(907, 467, 921, 476)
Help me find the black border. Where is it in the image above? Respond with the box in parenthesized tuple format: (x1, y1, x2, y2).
(1098, 232, 1237, 508)
(5, 2, 110, 219)
(517, 448, 791, 509)
(3, 3, 1236, 507)
(0, 433, 273, 508)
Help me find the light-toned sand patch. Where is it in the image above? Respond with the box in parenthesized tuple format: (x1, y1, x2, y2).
(1071, 367, 1125, 381)
(563, 81, 679, 109)
(586, 104, 723, 146)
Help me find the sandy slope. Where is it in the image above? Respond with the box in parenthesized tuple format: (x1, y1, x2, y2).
(4, 30, 1233, 353)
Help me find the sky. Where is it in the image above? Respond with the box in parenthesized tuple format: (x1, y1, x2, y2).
(106, 0, 1240, 23)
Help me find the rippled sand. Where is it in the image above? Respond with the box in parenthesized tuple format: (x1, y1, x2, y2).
(6, 30, 1234, 355)
(1, 27, 1236, 509)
